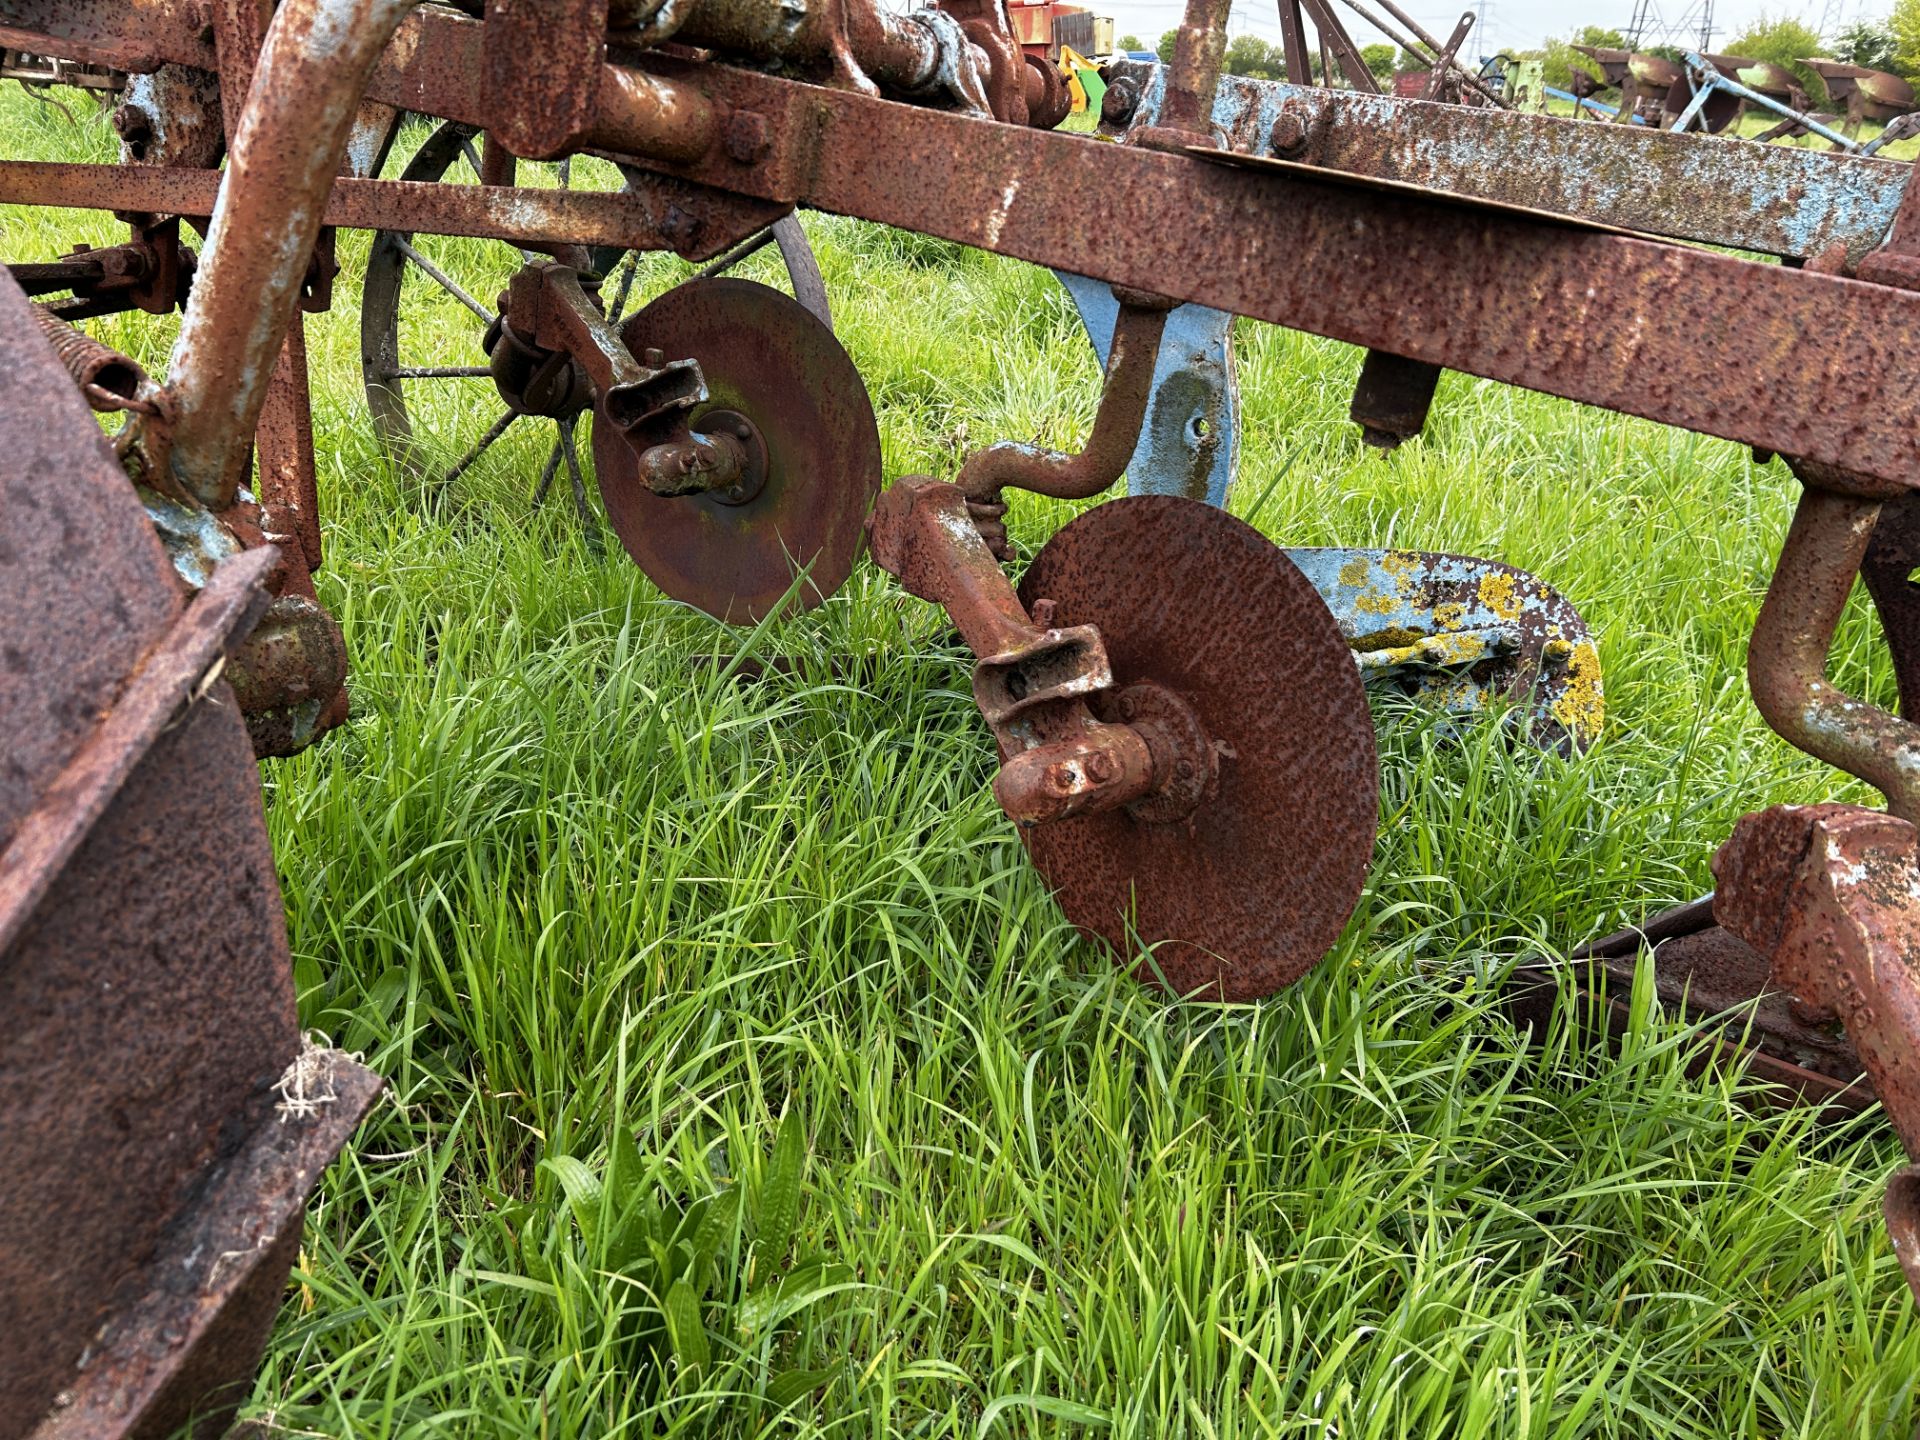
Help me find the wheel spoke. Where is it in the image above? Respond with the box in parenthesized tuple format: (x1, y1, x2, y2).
(693, 227, 777, 281)
(459, 136, 484, 182)
(391, 365, 493, 380)
(607, 251, 642, 325)
(557, 157, 572, 191)
(559, 416, 604, 555)
(436, 410, 517, 489)
(395, 238, 495, 324)
(529, 431, 565, 506)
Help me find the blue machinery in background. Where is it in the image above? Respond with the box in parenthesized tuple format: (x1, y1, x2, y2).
(1050, 62, 1915, 749)
(1542, 84, 1647, 122)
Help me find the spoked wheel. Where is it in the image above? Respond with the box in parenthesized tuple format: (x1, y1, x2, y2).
(359, 118, 832, 544)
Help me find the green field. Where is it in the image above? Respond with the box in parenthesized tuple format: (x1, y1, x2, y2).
(7, 90, 1920, 1438)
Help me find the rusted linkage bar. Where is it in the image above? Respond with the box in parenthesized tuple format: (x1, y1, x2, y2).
(955, 299, 1170, 553)
(0, 9, 213, 73)
(1747, 484, 1920, 824)
(0, 163, 787, 264)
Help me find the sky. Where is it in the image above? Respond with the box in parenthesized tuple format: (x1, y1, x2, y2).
(1095, 0, 1855, 63)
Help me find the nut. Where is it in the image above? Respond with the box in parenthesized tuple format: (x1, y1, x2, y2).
(724, 110, 772, 165)
(1101, 77, 1140, 127)
(1269, 106, 1309, 157)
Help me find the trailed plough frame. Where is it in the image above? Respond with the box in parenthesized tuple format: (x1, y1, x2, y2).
(10, 0, 1920, 1430)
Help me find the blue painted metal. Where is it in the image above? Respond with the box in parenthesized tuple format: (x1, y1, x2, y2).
(1054, 270, 1236, 505)
(1675, 52, 1858, 151)
(1285, 547, 1605, 749)
(1542, 84, 1646, 122)
(1056, 272, 1605, 748)
(1105, 60, 1906, 265)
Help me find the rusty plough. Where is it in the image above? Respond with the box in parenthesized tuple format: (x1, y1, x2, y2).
(9, 0, 1920, 1429)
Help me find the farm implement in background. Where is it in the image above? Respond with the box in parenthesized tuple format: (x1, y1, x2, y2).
(1563, 40, 1920, 147)
(10, 0, 1920, 1429)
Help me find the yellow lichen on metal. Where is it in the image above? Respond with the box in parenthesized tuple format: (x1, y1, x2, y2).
(1432, 602, 1465, 629)
(1477, 570, 1522, 621)
(1549, 640, 1605, 745)
(1354, 591, 1400, 615)
(1362, 631, 1491, 669)
(1338, 555, 1371, 587)
(1349, 625, 1427, 650)
(1428, 631, 1490, 664)
(1379, 549, 1419, 578)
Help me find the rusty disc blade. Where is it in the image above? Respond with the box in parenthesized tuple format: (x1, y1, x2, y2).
(595, 278, 881, 623)
(1017, 496, 1378, 1000)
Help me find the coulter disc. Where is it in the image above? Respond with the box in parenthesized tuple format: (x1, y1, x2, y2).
(1017, 496, 1379, 1000)
(595, 278, 881, 623)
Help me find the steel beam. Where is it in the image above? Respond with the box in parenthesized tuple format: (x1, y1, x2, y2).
(7, 2, 1920, 488)
(1109, 62, 1906, 266)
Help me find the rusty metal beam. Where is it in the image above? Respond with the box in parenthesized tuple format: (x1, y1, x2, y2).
(1111, 64, 1907, 265)
(9, 1, 1920, 488)
(609, 58, 1920, 489)
(2, 0, 1904, 258)
(0, 5, 213, 73)
(163, 0, 420, 509)
(0, 162, 782, 259)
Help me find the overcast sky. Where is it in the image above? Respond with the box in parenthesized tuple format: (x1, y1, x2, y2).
(1098, 0, 1854, 63)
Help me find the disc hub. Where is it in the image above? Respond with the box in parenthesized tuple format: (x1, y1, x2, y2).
(594, 278, 882, 623)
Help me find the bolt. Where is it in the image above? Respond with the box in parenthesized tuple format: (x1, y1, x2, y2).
(659, 205, 704, 254)
(1045, 762, 1078, 795)
(643, 347, 665, 367)
(1174, 758, 1195, 782)
(1031, 597, 1057, 628)
(1270, 105, 1309, 157)
(724, 110, 772, 165)
(733, 418, 752, 441)
(1101, 78, 1140, 127)
(1085, 750, 1117, 783)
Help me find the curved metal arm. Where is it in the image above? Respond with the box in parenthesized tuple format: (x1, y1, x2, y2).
(1748, 485, 1920, 824)
(955, 301, 1170, 504)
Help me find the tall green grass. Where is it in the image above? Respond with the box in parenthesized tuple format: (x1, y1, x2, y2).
(5, 89, 1917, 1438)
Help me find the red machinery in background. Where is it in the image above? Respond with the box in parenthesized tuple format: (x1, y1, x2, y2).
(1008, 0, 1114, 60)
